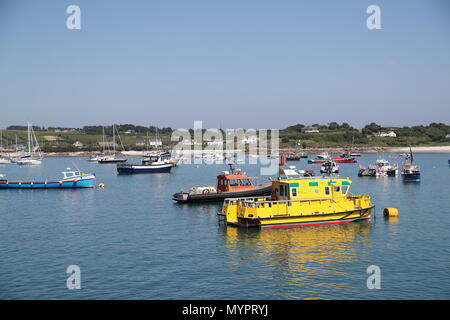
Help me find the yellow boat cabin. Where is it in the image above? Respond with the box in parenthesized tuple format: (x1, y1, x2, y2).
(219, 177, 374, 229)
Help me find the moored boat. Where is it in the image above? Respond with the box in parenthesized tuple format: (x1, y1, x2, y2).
(0, 170, 95, 189)
(285, 152, 301, 161)
(320, 161, 339, 174)
(219, 176, 374, 229)
(401, 148, 420, 182)
(172, 164, 271, 203)
(117, 152, 175, 174)
(97, 124, 127, 164)
(14, 122, 43, 165)
(0, 158, 11, 164)
(308, 156, 357, 164)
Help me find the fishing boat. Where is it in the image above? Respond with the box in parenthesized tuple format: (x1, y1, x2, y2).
(316, 152, 330, 159)
(320, 161, 339, 174)
(358, 159, 398, 177)
(0, 170, 95, 189)
(15, 122, 43, 165)
(172, 163, 272, 203)
(117, 152, 175, 174)
(219, 175, 374, 229)
(401, 147, 420, 182)
(374, 159, 398, 176)
(97, 124, 127, 164)
(358, 164, 377, 177)
(308, 156, 357, 164)
(285, 152, 301, 161)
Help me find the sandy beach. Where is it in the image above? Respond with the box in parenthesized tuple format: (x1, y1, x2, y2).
(24, 145, 450, 157)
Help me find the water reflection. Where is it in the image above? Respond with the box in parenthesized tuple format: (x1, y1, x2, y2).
(221, 221, 373, 298)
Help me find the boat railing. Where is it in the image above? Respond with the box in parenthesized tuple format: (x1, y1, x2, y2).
(227, 197, 336, 209)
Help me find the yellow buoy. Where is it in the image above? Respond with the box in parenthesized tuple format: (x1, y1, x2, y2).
(383, 208, 398, 217)
(98, 183, 105, 188)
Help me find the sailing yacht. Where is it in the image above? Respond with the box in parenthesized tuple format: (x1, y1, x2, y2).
(98, 124, 127, 164)
(15, 122, 43, 165)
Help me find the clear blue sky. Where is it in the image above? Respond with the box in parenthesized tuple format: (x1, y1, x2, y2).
(0, 0, 449, 129)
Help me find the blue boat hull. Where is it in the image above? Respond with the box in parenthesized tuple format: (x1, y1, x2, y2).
(402, 173, 421, 182)
(0, 178, 95, 189)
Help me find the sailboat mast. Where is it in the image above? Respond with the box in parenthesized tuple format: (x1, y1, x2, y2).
(113, 124, 116, 155)
(28, 122, 31, 153)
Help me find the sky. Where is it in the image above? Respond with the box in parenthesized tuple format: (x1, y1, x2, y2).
(0, 0, 449, 130)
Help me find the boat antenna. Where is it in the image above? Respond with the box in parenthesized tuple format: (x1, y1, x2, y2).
(409, 146, 413, 163)
(71, 160, 81, 172)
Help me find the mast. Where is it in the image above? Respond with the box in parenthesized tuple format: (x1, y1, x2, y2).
(102, 126, 106, 154)
(27, 122, 31, 154)
(113, 123, 116, 155)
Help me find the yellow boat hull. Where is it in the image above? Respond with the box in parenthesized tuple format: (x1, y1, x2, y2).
(225, 207, 373, 229)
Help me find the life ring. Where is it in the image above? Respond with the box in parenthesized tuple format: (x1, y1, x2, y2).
(202, 189, 210, 195)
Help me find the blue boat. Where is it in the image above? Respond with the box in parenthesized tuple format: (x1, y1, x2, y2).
(401, 147, 420, 182)
(117, 152, 175, 174)
(0, 170, 96, 189)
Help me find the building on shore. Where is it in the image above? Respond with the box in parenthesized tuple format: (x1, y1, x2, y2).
(302, 126, 320, 133)
(374, 131, 397, 138)
(73, 141, 84, 148)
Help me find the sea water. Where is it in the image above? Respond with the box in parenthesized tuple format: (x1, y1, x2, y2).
(0, 153, 449, 299)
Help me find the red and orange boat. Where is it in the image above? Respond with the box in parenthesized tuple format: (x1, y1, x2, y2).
(172, 164, 271, 203)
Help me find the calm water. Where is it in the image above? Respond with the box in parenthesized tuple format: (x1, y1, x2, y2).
(0, 153, 449, 299)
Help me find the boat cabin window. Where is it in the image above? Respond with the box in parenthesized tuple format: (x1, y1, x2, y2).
(334, 186, 341, 193)
(229, 179, 239, 186)
(239, 179, 252, 186)
(342, 186, 349, 194)
(291, 188, 297, 197)
(324, 187, 330, 195)
(219, 179, 228, 186)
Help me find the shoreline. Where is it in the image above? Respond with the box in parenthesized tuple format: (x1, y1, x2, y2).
(3, 146, 448, 158)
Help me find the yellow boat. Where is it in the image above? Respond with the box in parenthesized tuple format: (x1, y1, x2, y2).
(219, 173, 374, 229)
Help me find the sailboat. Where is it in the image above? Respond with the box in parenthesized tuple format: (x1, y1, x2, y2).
(0, 130, 11, 164)
(15, 122, 43, 165)
(98, 124, 127, 164)
(349, 136, 361, 157)
(401, 147, 420, 182)
(87, 127, 106, 161)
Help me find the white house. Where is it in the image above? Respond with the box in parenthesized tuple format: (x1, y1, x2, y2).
(135, 139, 146, 146)
(148, 140, 163, 147)
(73, 141, 83, 148)
(375, 131, 397, 138)
(302, 126, 319, 133)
